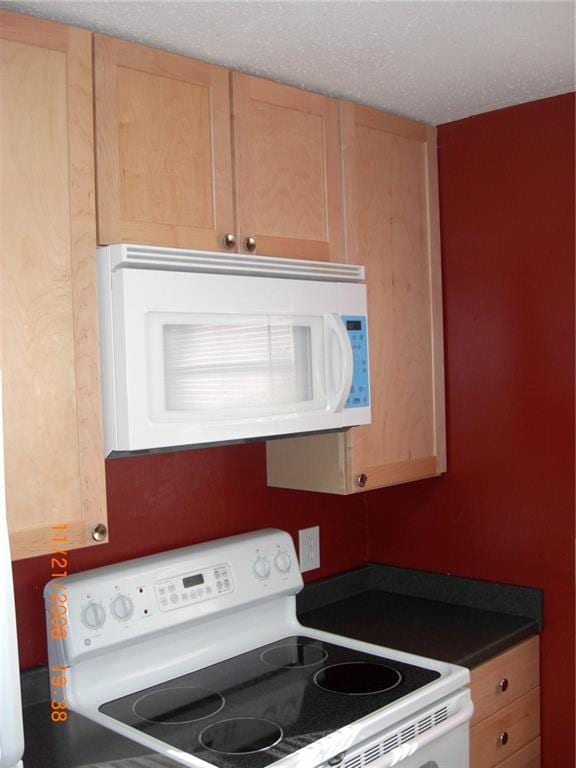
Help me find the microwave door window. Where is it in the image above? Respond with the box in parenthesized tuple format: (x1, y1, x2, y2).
(152, 316, 324, 420)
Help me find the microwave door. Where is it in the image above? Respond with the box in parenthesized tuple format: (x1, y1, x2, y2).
(107, 269, 351, 451)
(154, 314, 326, 419)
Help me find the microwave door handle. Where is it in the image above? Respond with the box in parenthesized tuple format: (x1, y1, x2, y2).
(325, 314, 354, 413)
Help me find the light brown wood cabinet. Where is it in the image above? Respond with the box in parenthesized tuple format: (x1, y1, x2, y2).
(266, 103, 446, 493)
(1, 10, 446, 555)
(94, 34, 234, 251)
(232, 73, 343, 261)
(0, 11, 108, 560)
(94, 39, 343, 261)
(470, 637, 541, 768)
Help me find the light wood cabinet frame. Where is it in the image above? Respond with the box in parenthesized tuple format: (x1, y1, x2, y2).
(470, 636, 540, 726)
(231, 72, 343, 261)
(267, 103, 445, 493)
(340, 105, 446, 489)
(94, 34, 234, 250)
(497, 738, 541, 768)
(470, 637, 541, 768)
(0, 11, 107, 559)
(470, 689, 541, 768)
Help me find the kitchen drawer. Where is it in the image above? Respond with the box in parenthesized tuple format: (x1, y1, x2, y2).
(497, 737, 540, 768)
(470, 688, 540, 768)
(470, 636, 539, 724)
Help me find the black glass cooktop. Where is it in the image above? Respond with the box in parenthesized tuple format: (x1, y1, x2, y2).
(100, 635, 440, 768)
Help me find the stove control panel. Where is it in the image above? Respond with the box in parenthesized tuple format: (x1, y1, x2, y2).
(81, 601, 106, 630)
(250, 542, 294, 585)
(45, 529, 303, 668)
(154, 562, 234, 611)
(275, 551, 292, 573)
(111, 594, 134, 621)
(252, 556, 271, 580)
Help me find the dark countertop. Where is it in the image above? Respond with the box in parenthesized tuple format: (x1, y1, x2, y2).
(23, 702, 182, 768)
(296, 563, 541, 669)
(299, 590, 538, 668)
(20, 562, 541, 768)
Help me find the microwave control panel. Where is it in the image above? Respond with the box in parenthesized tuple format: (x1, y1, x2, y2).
(342, 315, 370, 408)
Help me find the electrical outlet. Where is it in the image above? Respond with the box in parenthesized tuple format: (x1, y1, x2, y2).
(298, 526, 320, 573)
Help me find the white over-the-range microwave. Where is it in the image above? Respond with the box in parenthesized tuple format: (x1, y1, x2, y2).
(97, 245, 371, 456)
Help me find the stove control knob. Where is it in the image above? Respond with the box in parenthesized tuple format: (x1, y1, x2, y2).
(111, 594, 134, 622)
(253, 557, 271, 580)
(274, 551, 292, 573)
(81, 601, 106, 630)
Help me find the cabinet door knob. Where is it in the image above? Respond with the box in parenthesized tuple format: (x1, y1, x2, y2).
(91, 523, 108, 542)
(223, 233, 236, 249)
(244, 236, 257, 252)
(498, 677, 509, 692)
(498, 731, 509, 746)
(355, 473, 368, 488)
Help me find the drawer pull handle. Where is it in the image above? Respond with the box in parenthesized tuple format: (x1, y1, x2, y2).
(498, 677, 509, 692)
(498, 731, 509, 746)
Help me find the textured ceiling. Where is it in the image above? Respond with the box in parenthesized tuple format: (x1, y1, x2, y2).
(2, 0, 574, 124)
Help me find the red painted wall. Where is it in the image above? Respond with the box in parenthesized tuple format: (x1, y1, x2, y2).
(13, 443, 366, 669)
(366, 94, 575, 767)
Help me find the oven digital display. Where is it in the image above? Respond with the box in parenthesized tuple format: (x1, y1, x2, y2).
(182, 574, 204, 589)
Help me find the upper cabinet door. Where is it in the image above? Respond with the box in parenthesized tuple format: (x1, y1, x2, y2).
(0, 11, 107, 558)
(267, 103, 445, 494)
(232, 73, 343, 261)
(341, 103, 446, 489)
(94, 35, 234, 250)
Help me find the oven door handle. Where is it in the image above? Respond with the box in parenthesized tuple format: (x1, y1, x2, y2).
(366, 697, 474, 768)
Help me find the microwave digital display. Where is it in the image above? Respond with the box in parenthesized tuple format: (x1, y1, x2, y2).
(182, 573, 204, 589)
(346, 320, 362, 331)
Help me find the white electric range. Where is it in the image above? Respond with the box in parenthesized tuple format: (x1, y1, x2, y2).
(45, 529, 473, 768)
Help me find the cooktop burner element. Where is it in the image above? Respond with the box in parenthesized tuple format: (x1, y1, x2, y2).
(260, 642, 328, 668)
(100, 636, 441, 768)
(200, 718, 283, 755)
(314, 662, 402, 695)
(133, 687, 225, 724)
